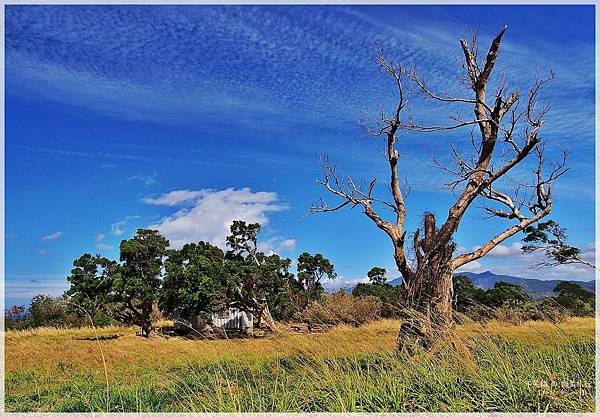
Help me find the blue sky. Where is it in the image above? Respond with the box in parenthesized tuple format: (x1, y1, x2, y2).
(5, 5, 595, 307)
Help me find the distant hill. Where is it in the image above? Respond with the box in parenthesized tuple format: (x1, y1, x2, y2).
(387, 271, 594, 299)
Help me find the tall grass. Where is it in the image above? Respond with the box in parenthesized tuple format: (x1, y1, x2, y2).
(5, 318, 594, 412)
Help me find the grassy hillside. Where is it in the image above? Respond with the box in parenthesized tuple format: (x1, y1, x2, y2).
(5, 318, 595, 412)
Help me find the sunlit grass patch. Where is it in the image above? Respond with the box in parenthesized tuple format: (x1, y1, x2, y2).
(5, 317, 595, 412)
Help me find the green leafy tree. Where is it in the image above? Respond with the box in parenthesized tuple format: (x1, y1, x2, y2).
(485, 281, 532, 308)
(553, 281, 594, 316)
(367, 267, 387, 284)
(112, 229, 169, 337)
(225, 220, 293, 329)
(522, 221, 595, 269)
(226, 221, 262, 264)
(159, 242, 227, 322)
(452, 275, 487, 312)
(259, 253, 295, 321)
(66, 253, 117, 317)
(296, 252, 337, 307)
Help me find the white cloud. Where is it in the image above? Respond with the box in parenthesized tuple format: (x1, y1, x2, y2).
(96, 243, 113, 250)
(35, 248, 47, 256)
(142, 189, 205, 206)
(41, 231, 63, 242)
(277, 239, 297, 252)
(454, 246, 469, 256)
(324, 275, 368, 291)
(456, 261, 483, 273)
(580, 242, 597, 263)
(257, 237, 297, 256)
(110, 215, 139, 236)
(110, 221, 127, 236)
(487, 242, 523, 258)
(96, 233, 105, 242)
(128, 172, 158, 186)
(150, 187, 288, 249)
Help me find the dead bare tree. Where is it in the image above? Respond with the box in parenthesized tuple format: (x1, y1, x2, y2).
(309, 27, 568, 346)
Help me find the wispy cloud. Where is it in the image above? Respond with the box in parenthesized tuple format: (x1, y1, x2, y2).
(257, 237, 297, 256)
(277, 239, 297, 252)
(6, 7, 594, 206)
(110, 221, 127, 236)
(142, 189, 205, 206)
(110, 215, 139, 236)
(6, 278, 69, 300)
(41, 231, 63, 242)
(128, 172, 158, 186)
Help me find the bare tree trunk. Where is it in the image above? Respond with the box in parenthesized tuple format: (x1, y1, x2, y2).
(424, 266, 454, 335)
(398, 213, 455, 348)
(255, 306, 263, 328)
(139, 302, 153, 338)
(397, 264, 454, 349)
(261, 305, 277, 331)
(141, 319, 152, 338)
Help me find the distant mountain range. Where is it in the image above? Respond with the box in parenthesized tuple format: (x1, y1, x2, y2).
(386, 270, 595, 299)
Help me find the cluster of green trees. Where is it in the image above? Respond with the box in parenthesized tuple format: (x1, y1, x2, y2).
(63, 220, 337, 336)
(6, 221, 593, 333)
(453, 275, 595, 320)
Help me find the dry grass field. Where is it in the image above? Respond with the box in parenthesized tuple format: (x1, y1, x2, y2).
(5, 318, 595, 412)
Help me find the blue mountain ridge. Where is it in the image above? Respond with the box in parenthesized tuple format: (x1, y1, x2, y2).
(333, 271, 595, 299)
(385, 271, 595, 299)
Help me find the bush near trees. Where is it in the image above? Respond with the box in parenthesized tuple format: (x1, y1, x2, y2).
(28, 294, 78, 328)
(4, 305, 29, 330)
(352, 267, 406, 318)
(5, 294, 115, 330)
(302, 290, 383, 327)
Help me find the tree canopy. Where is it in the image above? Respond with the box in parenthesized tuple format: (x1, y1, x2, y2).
(296, 252, 337, 307)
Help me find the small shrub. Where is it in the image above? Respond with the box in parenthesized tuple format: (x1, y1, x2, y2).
(495, 298, 570, 325)
(533, 297, 570, 323)
(301, 291, 382, 327)
(5, 305, 29, 330)
(352, 283, 405, 318)
(29, 295, 79, 328)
